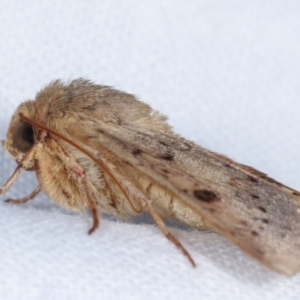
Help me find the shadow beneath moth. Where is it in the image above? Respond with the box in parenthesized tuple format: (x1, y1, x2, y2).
(1, 79, 300, 276)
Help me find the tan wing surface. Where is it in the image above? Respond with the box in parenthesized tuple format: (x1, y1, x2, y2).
(68, 119, 300, 275)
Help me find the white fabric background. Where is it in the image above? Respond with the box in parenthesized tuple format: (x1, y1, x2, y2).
(0, 1, 300, 299)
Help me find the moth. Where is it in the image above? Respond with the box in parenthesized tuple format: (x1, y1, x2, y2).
(1, 79, 300, 276)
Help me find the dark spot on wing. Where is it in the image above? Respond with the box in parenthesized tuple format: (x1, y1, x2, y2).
(82, 102, 98, 111)
(251, 230, 259, 236)
(182, 189, 188, 194)
(261, 218, 269, 224)
(224, 163, 233, 169)
(251, 194, 260, 199)
(96, 128, 104, 134)
(161, 169, 169, 174)
(293, 191, 300, 196)
(159, 141, 169, 147)
(132, 149, 142, 156)
(193, 190, 219, 202)
(248, 176, 259, 183)
(159, 153, 174, 161)
(257, 206, 267, 213)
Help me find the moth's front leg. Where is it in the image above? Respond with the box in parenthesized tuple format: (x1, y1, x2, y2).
(38, 144, 101, 235)
(60, 159, 100, 234)
(5, 186, 41, 204)
(0, 140, 38, 196)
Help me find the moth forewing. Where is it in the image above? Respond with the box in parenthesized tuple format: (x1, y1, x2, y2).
(1, 79, 300, 276)
(65, 105, 300, 275)
(65, 116, 300, 275)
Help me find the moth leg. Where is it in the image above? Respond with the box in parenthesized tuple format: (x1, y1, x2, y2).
(81, 177, 100, 235)
(0, 164, 24, 195)
(5, 186, 41, 204)
(0, 141, 38, 196)
(66, 162, 100, 235)
(46, 138, 101, 235)
(146, 202, 196, 267)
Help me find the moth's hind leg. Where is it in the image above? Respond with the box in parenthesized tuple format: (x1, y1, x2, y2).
(64, 162, 100, 235)
(146, 202, 196, 267)
(81, 176, 99, 235)
(5, 186, 41, 204)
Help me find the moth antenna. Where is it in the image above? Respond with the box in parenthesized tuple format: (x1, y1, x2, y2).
(19, 113, 143, 214)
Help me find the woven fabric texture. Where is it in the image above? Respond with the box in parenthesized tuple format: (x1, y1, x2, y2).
(0, 1, 300, 299)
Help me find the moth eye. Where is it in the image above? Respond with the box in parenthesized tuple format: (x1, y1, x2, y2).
(12, 121, 35, 153)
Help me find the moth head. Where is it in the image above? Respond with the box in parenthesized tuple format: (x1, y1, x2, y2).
(2, 101, 36, 166)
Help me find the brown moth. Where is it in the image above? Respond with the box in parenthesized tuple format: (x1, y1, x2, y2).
(1, 79, 300, 275)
